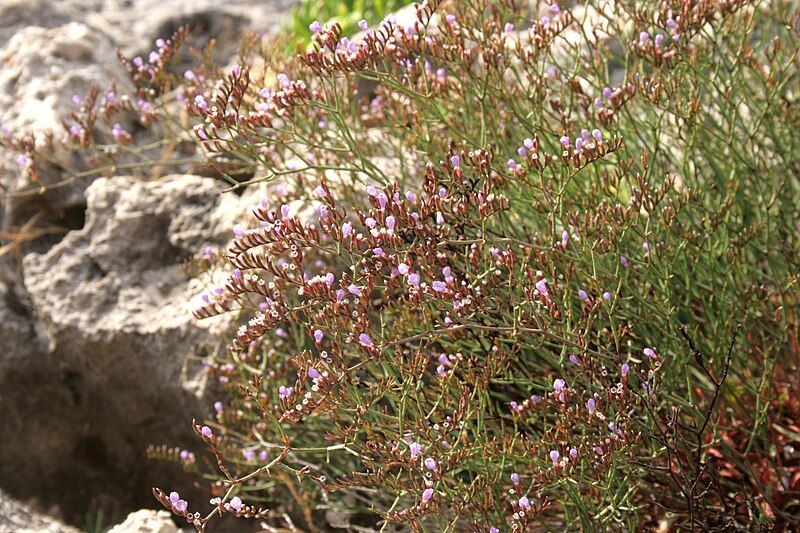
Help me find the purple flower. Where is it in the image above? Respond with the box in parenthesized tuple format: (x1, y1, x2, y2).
(14, 154, 28, 167)
(308, 368, 321, 379)
(314, 185, 326, 197)
(358, 333, 373, 346)
(592, 129, 602, 142)
(259, 450, 268, 461)
(639, 31, 650, 44)
(409, 441, 423, 458)
(243, 449, 255, 461)
(386, 216, 396, 231)
(667, 18, 677, 29)
(229, 496, 243, 512)
(359, 19, 368, 31)
(587, 398, 596, 413)
(398, 264, 410, 275)
(518, 496, 531, 509)
(179, 450, 190, 461)
(578, 289, 589, 302)
(424, 457, 437, 470)
(602, 291, 612, 301)
(201, 426, 212, 438)
(569, 354, 581, 365)
(575, 137, 584, 151)
(581, 128, 591, 141)
(373, 247, 385, 257)
(621, 363, 630, 376)
(535, 279, 548, 296)
(365, 217, 377, 229)
(644, 347, 657, 358)
(550, 450, 560, 464)
(281, 204, 289, 218)
(342, 221, 352, 237)
(174, 499, 188, 513)
(504, 23, 514, 33)
(436, 364, 446, 376)
(405, 191, 417, 203)
(507, 159, 518, 170)
(169, 491, 180, 504)
(595, 97, 604, 108)
(655, 34, 665, 46)
(432, 280, 448, 293)
(348, 284, 362, 297)
(278, 386, 293, 399)
(569, 448, 578, 459)
(276, 327, 288, 338)
(436, 212, 445, 225)
(422, 488, 434, 503)
(314, 329, 324, 342)
(511, 472, 520, 484)
(517, 146, 527, 157)
(551, 4, 560, 14)
(561, 230, 569, 246)
(214, 401, 223, 413)
(523, 137, 535, 150)
(408, 273, 420, 287)
(446, 14, 456, 25)
(450, 155, 461, 167)
(553, 378, 565, 391)
(620, 255, 629, 267)
(490, 528, 499, 533)
(560, 135, 570, 147)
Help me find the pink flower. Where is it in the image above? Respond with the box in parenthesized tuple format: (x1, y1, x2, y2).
(422, 488, 434, 503)
(409, 441, 423, 458)
(424, 457, 437, 470)
(518, 496, 531, 509)
(553, 378, 566, 391)
(644, 347, 657, 358)
(201, 426, 212, 438)
(314, 329, 324, 342)
(550, 450, 560, 464)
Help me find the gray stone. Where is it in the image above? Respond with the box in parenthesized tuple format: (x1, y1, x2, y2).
(0, 489, 80, 533)
(1, 175, 244, 525)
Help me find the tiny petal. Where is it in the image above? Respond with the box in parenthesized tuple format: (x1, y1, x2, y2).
(644, 347, 657, 358)
(424, 457, 437, 470)
(421, 488, 434, 503)
(518, 496, 531, 509)
(201, 426, 212, 438)
(358, 333, 373, 346)
(314, 329, 324, 342)
(511, 472, 520, 484)
(550, 450, 560, 463)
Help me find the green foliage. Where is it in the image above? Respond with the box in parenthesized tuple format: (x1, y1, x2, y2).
(23, 0, 799, 530)
(289, 0, 405, 48)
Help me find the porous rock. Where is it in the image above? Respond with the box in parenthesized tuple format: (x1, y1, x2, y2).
(0, 175, 242, 525)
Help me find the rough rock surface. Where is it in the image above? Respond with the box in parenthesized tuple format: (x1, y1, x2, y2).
(107, 509, 183, 533)
(0, 0, 296, 528)
(1, 175, 245, 525)
(0, 489, 80, 533)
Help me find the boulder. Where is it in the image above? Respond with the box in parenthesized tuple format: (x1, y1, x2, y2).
(107, 509, 183, 533)
(0, 489, 80, 533)
(1, 175, 243, 525)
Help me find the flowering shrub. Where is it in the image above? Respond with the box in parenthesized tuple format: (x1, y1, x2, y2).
(7, 0, 799, 530)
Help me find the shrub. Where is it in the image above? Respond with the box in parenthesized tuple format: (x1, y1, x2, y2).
(9, 0, 798, 530)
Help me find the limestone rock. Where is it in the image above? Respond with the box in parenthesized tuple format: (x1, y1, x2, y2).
(0, 489, 79, 533)
(107, 509, 182, 533)
(0, 175, 243, 525)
